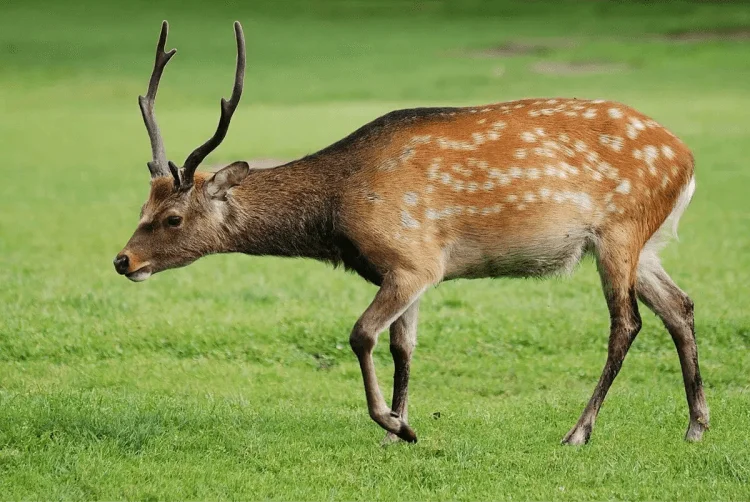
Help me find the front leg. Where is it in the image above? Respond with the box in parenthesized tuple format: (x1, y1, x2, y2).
(349, 271, 429, 443)
(382, 300, 420, 445)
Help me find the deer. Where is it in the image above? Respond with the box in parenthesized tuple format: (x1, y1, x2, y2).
(114, 20, 709, 446)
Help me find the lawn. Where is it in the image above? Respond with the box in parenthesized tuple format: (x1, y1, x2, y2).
(1, 0, 749, 500)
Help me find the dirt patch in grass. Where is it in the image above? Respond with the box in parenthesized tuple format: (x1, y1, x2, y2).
(462, 28, 750, 61)
(661, 27, 750, 43)
(530, 61, 630, 76)
(461, 38, 577, 58)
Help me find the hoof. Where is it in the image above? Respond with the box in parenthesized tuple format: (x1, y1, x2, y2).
(375, 410, 417, 444)
(396, 423, 418, 443)
(561, 424, 591, 446)
(685, 417, 709, 442)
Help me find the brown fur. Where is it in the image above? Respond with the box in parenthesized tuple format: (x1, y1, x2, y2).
(116, 97, 707, 445)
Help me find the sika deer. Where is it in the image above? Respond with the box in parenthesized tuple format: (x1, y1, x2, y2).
(114, 21, 709, 445)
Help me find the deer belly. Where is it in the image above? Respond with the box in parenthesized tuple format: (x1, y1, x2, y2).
(442, 228, 592, 280)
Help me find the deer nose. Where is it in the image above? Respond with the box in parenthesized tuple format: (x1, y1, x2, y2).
(113, 254, 130, 275)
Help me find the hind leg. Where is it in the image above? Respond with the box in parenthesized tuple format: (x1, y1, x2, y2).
(636, 252, 709, 441)
(562, 236, 642, 445)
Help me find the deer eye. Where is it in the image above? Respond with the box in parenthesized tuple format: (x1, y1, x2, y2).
(165, 215, 183, 227)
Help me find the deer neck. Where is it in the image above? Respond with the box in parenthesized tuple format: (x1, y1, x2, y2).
(223, 159, 341, 261)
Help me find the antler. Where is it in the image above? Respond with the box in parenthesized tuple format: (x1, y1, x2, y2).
(138, 21, 177, 180)
(173, 21, 246, 189)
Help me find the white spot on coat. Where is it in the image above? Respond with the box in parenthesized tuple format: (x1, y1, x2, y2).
(643, 145, 659, 160)
(599, 134, 624, 152)
(401, 210, 420, 229)
(560, 161, 579, 175)
(597, 160, 619, 179)
(404, 192, 418, 206)
(643, 145, 659, 175)
(615, 179, 631, 194)
(583, 108, 597, 119)
(608, 108, 623, 119)
(570, 192, 593, 211)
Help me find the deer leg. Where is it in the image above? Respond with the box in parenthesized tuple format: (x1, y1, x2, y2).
(562, 240, 642, 445)
(382, 300, 420, 445)
(349, 272, 429, 443)
(636, 252, 709, 441)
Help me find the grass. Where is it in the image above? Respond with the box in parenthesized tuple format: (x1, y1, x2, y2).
(1, 0, 750, 500)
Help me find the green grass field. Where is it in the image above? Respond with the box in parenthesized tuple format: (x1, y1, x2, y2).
(2, 1, 750, 499)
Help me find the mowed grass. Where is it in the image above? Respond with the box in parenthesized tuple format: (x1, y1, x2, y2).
(1, 0, 750, 500)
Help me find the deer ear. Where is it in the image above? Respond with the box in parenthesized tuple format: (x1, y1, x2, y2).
(205, 161, 250, 200)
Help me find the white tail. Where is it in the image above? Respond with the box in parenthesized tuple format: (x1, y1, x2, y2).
(667, 173, 696, 240)
(644, 173, 696, 258)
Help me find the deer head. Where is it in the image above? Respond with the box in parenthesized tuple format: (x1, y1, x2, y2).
(114, 21, 250, 281)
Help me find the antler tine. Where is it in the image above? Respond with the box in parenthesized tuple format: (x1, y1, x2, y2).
(179, 21, 246, 188)
(138, 20, 177, 180)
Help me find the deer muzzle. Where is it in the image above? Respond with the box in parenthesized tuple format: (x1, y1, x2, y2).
(113, 251, 152, 282)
